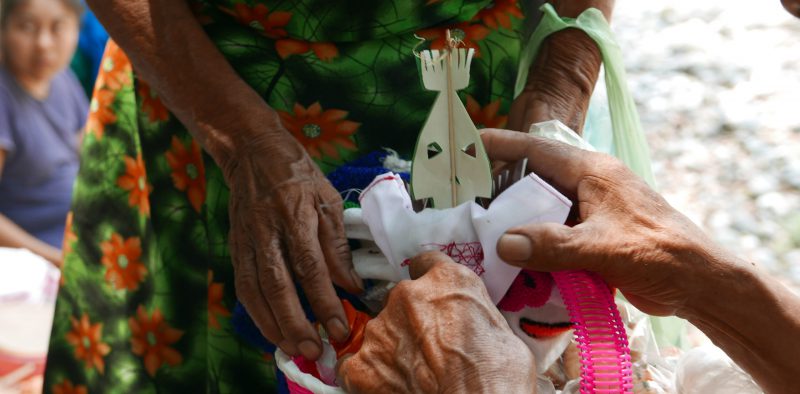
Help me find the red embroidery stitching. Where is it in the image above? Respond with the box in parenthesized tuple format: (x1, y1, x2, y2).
(427, 242, 485, 276)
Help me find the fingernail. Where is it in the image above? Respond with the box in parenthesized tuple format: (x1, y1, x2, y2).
(349, 268, 364, 292)
(298, 340, 321, 360)
(497, 234, 532, 263)
(327, 317, 350, 342)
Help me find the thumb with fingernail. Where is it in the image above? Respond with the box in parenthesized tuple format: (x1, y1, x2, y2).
(497, 222, 587, 272)
(497, 233, 533, 265)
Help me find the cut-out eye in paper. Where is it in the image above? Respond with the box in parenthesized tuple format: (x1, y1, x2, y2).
(427, 142, 443, 159)
(462, 142, 476, 158)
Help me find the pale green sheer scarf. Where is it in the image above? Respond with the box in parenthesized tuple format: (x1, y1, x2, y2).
(516, 3, 656, 187)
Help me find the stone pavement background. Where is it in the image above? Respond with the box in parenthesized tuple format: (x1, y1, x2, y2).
(612, 0, 800, 292)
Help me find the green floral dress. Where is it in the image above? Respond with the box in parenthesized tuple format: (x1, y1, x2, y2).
(45, 1, 529, 392)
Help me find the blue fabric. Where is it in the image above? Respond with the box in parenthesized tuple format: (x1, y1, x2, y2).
(231, 284, 371, 352)
(327, 150, 410, 203)
(231, 303, 277, 354)
(276, 369, 290, 394)
(0, 66, 88, 247)
(77, 9, 109, 89)
(228, 307, 290, 393)
(231, 285, 368, 393)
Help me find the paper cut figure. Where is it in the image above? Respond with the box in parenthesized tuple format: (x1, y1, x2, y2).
(410, 34, 492, 208)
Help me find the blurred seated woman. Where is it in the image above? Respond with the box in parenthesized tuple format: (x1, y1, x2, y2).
(0, 0, 86, 266)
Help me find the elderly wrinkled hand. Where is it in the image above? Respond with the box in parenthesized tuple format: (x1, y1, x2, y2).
(483, 128, 728, 317)
(482, 129, 800, 394)
(225, 121, 363, 361)
(336, 251, 536, 394)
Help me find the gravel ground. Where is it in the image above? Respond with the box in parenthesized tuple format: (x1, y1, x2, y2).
(611, 0, 800, 292)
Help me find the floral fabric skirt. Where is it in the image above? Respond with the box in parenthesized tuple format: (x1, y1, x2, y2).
(44, 1, 527, 392)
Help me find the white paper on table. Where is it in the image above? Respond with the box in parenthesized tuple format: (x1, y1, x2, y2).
(0, 247, 59, 304)
(359, 172, 571, 303)
(0, 248, 60, 360)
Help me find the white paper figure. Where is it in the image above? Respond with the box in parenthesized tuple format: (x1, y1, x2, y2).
(410, 45, 492, 208)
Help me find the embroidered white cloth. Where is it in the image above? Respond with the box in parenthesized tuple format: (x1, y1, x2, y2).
(356, 172, 571, 303)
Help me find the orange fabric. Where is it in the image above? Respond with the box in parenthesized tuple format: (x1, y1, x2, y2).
(331, 300, 370, 358)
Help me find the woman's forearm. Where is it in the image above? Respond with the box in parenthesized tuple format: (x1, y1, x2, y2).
(0, 214, 62, 266)
(85, 0, 285, 167)
(681, 247, 800, 394)
(514, 0, 615, 133)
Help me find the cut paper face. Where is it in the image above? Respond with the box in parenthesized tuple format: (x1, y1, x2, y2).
(499, 270, 573, 373)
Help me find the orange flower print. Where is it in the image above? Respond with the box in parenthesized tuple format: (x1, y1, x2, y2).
(220, 4, 337, 61)
(275, 39, 339, 62)
(116, 153, 151, 216)
(129, 305, 184, 377)
(222, 3, 291, 39)
(275, 38, 308, 58)
(62, 211, 77, 255)
(208, 270, 231, 330)
(100, 233, 147, 291)
(466, 95, 508, 129)
(51, 379, 88, 394)
(85, 42, 130, 139)
(96, 42, 132, 92)
(64, 313, 111, 374)
(138, 82, 169, 123)
(277, 102, 360, 160)
(416, 22, 490, 55)
(475, 0, 524, 29)
(86, 88, 117, 139)
(165, 136, 206, 213)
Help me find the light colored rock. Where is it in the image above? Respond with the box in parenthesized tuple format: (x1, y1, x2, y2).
(756, 192, 795, 216)
(613, 0, 800, 292)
